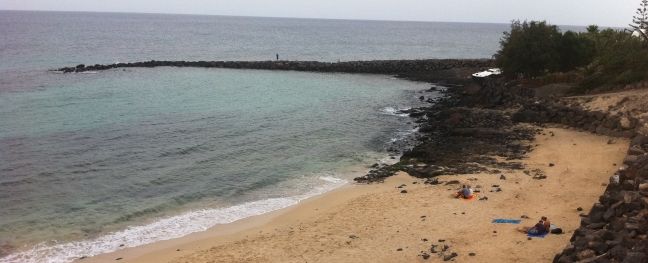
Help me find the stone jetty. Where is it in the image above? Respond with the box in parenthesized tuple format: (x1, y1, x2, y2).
(53, 59, 494, 74)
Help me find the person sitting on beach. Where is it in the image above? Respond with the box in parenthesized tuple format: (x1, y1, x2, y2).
(541, 216, 551, 232)
(455, 185, 474, 199)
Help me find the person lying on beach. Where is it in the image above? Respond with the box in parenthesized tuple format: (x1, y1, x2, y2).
(517, 216, 550, 235)
(455, 185, 474, 199)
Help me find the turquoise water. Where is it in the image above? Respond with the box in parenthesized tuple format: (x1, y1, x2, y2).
(0, 66, 430, 262)
(0, 10, 500, 263)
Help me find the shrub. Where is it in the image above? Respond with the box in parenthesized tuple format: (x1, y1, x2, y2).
(495, 21, 562, 78)
(580, 29, 648, 89)
(495, 20, 596, 78)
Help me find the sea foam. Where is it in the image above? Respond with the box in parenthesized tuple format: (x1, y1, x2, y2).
(0, 176, 346, 263)
(380, 106, 410, 117)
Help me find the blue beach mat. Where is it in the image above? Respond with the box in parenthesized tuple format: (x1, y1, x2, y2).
(527, 232, 549, 238)
(492, 219, 522, 224)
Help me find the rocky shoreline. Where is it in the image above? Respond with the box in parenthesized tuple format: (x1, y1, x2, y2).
(356, 70, 648, 262)
(55, 58, 648, 262)
(355, 75, 538, 183)
(552, 135, 648, 263)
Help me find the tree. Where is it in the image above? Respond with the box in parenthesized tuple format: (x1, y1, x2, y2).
(495, 20, 562, 78)
(558, 31, 595, 71)
(629, 0, 648, 43)
(586, 25, 599, 34)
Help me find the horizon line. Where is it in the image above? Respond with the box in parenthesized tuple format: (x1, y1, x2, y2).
(0, 8, 622, 28)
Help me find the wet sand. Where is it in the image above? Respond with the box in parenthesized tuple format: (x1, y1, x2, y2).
(85, 127, 628, 263)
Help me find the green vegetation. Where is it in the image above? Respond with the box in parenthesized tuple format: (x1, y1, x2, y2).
(495, 1, 648, 92)
(579, 28, 648, 91)
(494, 21, 593, 78)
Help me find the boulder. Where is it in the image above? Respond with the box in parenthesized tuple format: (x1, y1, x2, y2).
(619, 117, 633, 130)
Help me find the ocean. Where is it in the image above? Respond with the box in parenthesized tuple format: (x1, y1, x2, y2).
(0, 11, 505, 263)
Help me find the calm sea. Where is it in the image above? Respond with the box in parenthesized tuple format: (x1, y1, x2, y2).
(0, 11, 505, 263)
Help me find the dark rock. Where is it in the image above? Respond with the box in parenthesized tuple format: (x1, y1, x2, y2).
(469, 252, 476, 256)
(400, 190, 408, 193)
(587, 222, 606, 229)
(500, 174, 506, 180)
(588, 241, 607, 254)
(609, 245, 628, 261)
(397, 248, 403, 251)
(443, 252, 458, 261)
(622, 180, 635, 190)
(576, 249, 596, 260)
(589, 204, 606, 223)
(628, 145, 646, 155)
(425, 178, 441, 185)
(623, 252, 647, 263)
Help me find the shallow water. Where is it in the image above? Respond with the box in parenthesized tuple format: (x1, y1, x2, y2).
(0, 11, 501, 262)
(0, 67, 433, 262)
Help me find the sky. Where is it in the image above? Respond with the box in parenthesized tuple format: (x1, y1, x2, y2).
(0, 0, 640, 27)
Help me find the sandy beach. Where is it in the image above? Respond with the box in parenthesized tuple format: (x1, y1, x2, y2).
(83, 126, 628, 263)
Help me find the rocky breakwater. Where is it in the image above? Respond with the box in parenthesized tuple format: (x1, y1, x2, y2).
(553, 135, 648, 263)
(52, 59, 493, 75)
(513, 100, 640, 139)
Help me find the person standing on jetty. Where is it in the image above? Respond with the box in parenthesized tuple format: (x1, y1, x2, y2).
(276, 53, 279, 61)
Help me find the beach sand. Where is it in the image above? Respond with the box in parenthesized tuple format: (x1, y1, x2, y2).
(85, 127, 628, 263)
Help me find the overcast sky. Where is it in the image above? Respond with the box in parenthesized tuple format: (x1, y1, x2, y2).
(0, 0, 639, 27)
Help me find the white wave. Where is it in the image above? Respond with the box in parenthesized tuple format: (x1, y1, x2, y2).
(388, 127, 419, 143)
(0, 177, 347, 263)
(380, 106, 409, 117)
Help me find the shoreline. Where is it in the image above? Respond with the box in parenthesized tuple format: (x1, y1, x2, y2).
(1, 68, 429, 263)
(33, 59, 648, 262)
(82, 182, 368, 263)
(83, 126, 629, 263)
